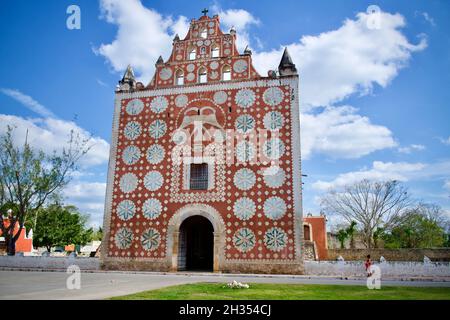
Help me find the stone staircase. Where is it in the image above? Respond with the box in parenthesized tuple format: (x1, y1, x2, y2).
(304, 241, 317, 261)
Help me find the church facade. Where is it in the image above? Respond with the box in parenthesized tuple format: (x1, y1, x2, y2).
(101, 12, 304, 274)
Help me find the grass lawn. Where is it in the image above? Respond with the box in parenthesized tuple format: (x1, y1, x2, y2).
(110, 282, 450, 300)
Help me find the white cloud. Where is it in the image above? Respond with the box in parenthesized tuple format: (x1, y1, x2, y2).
(252, 11, 427, 109)
(444, 180, 450, 191)
(254, 10, 426, 159)
(0, 89, 109, 166)
(439, 136, 450, 145)
(312, 161, 426, 191)
(211, 6, 260, 52)
(422, 12, 436, 26)
(63, 182, 107, 228)
(214, 8, 260, 31)
(63, 182, 106, 201)
(0, 114, 110, 167)
(301, 106, 397, 159)
(96, 79, 109, 87)
(416, 11, 436, 27)
(443, 208, 450, 221)
(398, 144, 426, 154)
(170, 15, 190, 39)
(95, 0, 189, 84)
(415, 160, 450, 181)
(1, 88, 56, 118)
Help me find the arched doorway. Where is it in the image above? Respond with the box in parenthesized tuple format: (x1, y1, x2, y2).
(178, 215, 214, 271)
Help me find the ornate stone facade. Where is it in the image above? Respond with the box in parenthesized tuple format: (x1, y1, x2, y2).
(101, 12, 304, 274)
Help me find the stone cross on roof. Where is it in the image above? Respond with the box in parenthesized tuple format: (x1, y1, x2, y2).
(201, 8, 208, 16)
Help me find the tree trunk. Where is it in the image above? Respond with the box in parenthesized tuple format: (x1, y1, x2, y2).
(350, 236, 355, 249)
(367, 232, 372, 249)
(7, 221, 25, 256)
(6, 235, 16, 256)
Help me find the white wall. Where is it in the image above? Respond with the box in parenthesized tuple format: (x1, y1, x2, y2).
(305, 261, 450, 279)
(0, 256, 100, 270)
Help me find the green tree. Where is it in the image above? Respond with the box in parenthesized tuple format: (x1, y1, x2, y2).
(383, 210, 445, 248)
(91, 227, 103, 241)
(372, 228, 385, 249)
(444, 234, 450, 247)
(345, 221, 357, 249)
(336, 229, 348, 249)
(0, 126, 89, 255)
(33, 204, 92, 252)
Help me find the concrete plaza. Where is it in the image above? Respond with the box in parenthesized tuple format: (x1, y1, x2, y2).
(0, 270, 449, 300)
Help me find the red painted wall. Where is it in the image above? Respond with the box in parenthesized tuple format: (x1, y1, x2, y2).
(304, 216, 327, 260)
(0, 219, 33, 253)
(106, 14, 301, 263)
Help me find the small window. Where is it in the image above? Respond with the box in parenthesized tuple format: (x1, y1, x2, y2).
(211, 46, 219, 58)
(199, 67, 207, 83)
(175, 70, 184, 85)
(200, 46, 206, 55)
(190, 163, 208, 190)
(188, 48, 196, 60)
(222, 65, 231, 81)
(200, 29, 207, 39)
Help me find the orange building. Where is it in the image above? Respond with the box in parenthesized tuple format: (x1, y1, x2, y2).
(101, 11, 303, 274)
(65, 244, 76, 252)
(0, 219, 33, 253)
(303, 215, 328, 260)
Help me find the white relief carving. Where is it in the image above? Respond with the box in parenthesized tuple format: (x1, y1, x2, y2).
(233, 59, 248, 73)
(213, 91, 228, 104)
(235, 89, 256, 109)
(175, 94, 189, 108)
(159, 67, 172, 81)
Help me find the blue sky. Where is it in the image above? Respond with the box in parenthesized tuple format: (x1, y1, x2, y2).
(1, 0, 449, 228)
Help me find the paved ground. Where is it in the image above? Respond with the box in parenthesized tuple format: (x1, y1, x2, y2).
(0, 270, 449, 300)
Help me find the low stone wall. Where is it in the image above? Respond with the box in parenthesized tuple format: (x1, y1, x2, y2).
(1, 257, 449, 280)
(305, 261, 450, 279)
(327, 248, 450, 262)
(0, 256, 100, 270)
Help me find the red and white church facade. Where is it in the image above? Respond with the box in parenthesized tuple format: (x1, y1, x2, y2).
(101, 11, 304, 274)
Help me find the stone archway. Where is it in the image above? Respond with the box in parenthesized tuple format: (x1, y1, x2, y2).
(167, 204, 225, 272)
(179, 215, 214, 271)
